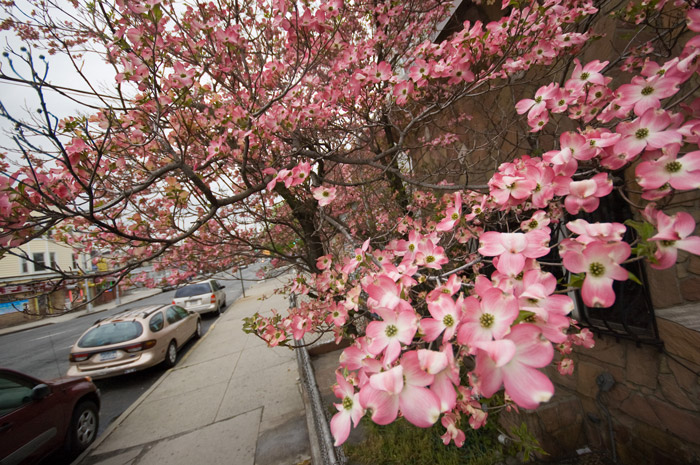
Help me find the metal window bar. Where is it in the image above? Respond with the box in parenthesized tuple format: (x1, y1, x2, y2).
(291, 293, 348, 465)
(568, 188, 662, 346)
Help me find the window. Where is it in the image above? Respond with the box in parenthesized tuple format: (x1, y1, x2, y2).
(0, 372, 36, 416)
(568, 189, 660, 346)
(33, 253, 46, 272)
(20, 258, 28, 274)
(166, 307, 182, 324)
(172, 306, 189, 319)
(174, 283, 212, 298)
(49, 252, 57, 269)
(77, 322, 144, 348)
(149, 312, 164, 332)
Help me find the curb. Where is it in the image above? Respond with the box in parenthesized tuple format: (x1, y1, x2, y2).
(296, 344, 347, 465)
(0, 290, 163, 337)
(0, 323, 53, 335)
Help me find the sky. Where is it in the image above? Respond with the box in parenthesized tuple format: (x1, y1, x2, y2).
(0, 6, 115, 162)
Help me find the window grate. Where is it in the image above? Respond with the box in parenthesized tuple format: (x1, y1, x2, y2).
(570, 188, 662, 347)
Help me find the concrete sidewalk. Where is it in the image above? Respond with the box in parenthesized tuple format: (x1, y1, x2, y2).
(74, 276, 311, 465)
(0, 288, 163, 336)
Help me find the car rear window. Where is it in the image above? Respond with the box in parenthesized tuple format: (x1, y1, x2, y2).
(78, 321, 144, 348)
(174, 283, 211, 297)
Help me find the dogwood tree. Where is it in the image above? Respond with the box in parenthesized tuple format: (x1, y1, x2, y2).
(1, 0, 699, 448)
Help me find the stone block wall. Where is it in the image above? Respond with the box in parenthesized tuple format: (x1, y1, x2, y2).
(504, 329, 700, 464)
(644, 193, 700, 310)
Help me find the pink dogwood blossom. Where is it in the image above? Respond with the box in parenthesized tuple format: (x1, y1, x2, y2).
(457, 289, 519, 348)
(421, 294, 461, 343)
(615, 109, 682, 157)
(473, 324, 554, 409)
(312, 185, 338, 206)
(562, 241, 631, 308)
(330, 372, 365, 446)
(435, 192, 462, 232)
(366, 306, 418, 364)
(635, 147, 700, 192)
(440, 412, 466, 447)
(649, 211, 700, 269)
(564, 172, 613, 215)
(360, 351, 442, 428)
(478, 230, 550, 275)
(616, 75, 680, 117)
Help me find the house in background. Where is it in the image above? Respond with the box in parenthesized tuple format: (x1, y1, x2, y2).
(0, 234, 102, 329)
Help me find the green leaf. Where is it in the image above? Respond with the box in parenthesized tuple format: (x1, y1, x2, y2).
(152, 4, 163, 22)
(514, 310, 536, 325)
(624, 219, 655, 241)
(567, 273, 585, 288)
(628, 270, 643, 285)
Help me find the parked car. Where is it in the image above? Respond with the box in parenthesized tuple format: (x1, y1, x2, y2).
(0, 367, 100, 464)
(66, 305, 202, 380)
(172, 279, 227, 315)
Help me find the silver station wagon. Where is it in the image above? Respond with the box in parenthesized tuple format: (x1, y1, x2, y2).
(172, 279, 227, 315)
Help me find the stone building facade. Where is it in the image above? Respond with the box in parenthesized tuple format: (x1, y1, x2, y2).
(428, 2, 700, 463)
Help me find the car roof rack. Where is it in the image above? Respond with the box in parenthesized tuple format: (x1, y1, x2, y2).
(109, 305, 166, 321)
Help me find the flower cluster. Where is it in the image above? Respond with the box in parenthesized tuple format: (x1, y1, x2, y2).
(244, 5, 700, 447)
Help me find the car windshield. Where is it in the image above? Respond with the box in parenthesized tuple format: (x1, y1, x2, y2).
(78, 321, 144, 348)
(174, 283, 211, 297)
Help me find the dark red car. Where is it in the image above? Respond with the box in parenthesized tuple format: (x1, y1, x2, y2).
(0, 368, 100, 465)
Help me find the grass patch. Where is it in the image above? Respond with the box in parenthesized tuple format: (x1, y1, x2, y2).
(345, 417, 505, 465)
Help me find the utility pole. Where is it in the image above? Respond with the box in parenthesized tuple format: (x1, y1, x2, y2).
(83, 279, 93, 313)
(239, 266, 245, 298)
(115, 282, 121, 305)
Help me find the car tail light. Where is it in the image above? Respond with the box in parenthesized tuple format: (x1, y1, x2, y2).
(124, 340, 157, 353)
(210, 294, 216, 303)
(70, 353, 90, 362)
(172, 300, 176, 304)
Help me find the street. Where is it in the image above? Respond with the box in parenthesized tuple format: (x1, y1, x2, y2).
(0, 265, 262, 439)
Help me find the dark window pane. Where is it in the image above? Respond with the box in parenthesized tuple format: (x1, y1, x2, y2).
(174, 283, 212, 297)
(78, 322, 143, 348)
(172, 306, 189, 319)
(149, 312, 164, 332)
(166, 307, 180, 324)
(0, 373, 35, 416)
(33, 253, 46, 272)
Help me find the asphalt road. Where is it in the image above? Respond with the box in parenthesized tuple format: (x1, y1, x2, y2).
(0, 264, 263, 438)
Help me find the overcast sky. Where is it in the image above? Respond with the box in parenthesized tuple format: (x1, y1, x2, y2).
(0, 25, 115, 161)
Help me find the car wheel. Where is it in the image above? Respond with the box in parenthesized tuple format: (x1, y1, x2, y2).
(164, 340, 178, 368)
(195, 319, 202, 339)
(68, 400, 99, 455)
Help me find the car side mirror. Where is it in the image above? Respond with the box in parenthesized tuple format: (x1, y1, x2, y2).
(31, 384, 50, 401)
(220, 285, 226, 289)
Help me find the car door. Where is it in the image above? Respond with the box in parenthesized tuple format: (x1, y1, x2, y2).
(165, 306, 187, 346)
(0, 371, 63, 465)
(172, 305, 196, 339)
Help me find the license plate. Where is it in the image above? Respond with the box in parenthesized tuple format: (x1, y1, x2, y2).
(187, 299, 200, 306)
(100, 350, 118, 361)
